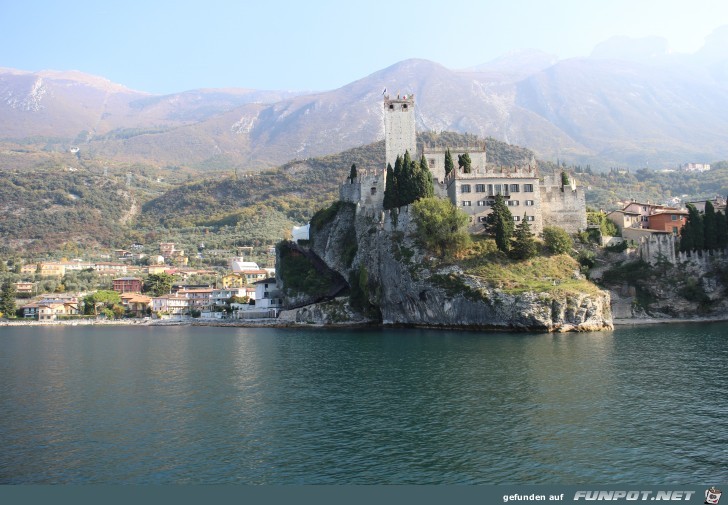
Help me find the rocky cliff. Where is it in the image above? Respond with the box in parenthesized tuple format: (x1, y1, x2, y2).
(280, 201, 613, 332)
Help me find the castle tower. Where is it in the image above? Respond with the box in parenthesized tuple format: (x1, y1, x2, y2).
(384, 94, 416, 170)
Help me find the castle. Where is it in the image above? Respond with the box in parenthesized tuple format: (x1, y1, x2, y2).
(340, 94, 587, 235)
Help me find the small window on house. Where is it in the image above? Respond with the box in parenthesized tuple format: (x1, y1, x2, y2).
(461, 184, 471, 193)
(476, 184, 485, 192)
(462, 201, 471, 206)
(525, 200, 534, 206)
(429, 158, 436, 167)
(526, 216, 535, 222)
(524, 184, 534, 192)
(510, 184, 520, 192)
(477, 201, 486, 206)
(513, 216, 520, 221)
(371, 187, 377, 195)
(671, 215, 677, 221)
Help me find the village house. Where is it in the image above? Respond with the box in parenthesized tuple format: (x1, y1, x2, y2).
(112, 277, 143, 294)
(254, 278, 283, 312)
(177, 288, 213, 312)
(37, 299, 80, 321)
(14, 282, 34, 296)
(152, 295, 189, 316)
(120, 293, 152, 317)
(608, 200, 688, 238)
(93, 262, 128, 276)
(647, 209, 688, 235)
(20, 301, 41, 319)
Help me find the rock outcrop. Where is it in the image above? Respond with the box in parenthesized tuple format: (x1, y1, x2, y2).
(285, 201, 613, 332)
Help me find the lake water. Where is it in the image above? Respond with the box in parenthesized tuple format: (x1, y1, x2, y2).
(0, 323, 726, 484)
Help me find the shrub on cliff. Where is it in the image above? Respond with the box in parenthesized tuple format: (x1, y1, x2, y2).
(411, 197, 471, 259)
(543, 226, 573, 255)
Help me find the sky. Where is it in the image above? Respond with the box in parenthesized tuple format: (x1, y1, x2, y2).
(2, 0, 728, 95)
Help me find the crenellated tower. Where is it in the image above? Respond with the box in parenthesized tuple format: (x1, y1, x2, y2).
(383, 94, 416, 170)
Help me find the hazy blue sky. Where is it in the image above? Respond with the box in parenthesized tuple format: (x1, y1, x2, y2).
(2, 0, 727, 95)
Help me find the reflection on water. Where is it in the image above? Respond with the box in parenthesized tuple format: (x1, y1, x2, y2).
(0, 324, 726, 484)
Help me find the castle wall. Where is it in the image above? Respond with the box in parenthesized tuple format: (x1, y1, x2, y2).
(422, 146, 487, 183)
(340, 169, 386, 210)
(540, 175, 587, 234)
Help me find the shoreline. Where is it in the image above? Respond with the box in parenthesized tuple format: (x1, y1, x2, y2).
(3, 315, 728, 329)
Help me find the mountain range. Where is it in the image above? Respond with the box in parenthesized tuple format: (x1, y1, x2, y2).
(3, 27, 728, 170)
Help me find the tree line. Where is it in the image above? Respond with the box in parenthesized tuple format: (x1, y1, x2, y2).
(679, 200, 728, 253)
(383, 151, 435, 209)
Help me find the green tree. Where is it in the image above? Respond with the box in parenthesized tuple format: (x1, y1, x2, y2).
(458, 153, 472, 174)
(349, 163, 357, 183)
(0, 279, 17, 318)
(444, 148, 454, 177)
(511, 214, 537, 260)
(411, 197, 472, 258)
(484, 194, 513, 253)
(417, 155, 435, 199)
(83, 290, 121, 316)
(145, 273, 175, 296)
(561, 171, 570, 187)
(383, 163, 396, 209)
(680, 204, 704, 252)
(704, 200, 717, 251)
(543, 226, 573, 254)
(716, 210, 728, 250)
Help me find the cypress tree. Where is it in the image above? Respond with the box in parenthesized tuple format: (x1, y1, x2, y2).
(0, 279, 17, 318)
(349, 163, 357, 183)
(561, 171, 570, 187)
(681, 204, 703, 252)
(715, 210, 728, 250)
(704, 200, 717, 251)
(458, 153, 472, 174)
(444, 148, 454, 177)
(485, 194, 514, 253)
(419, 155, 435, 199)
(511, 214, 537, 260)
(383, 163, 396, 209)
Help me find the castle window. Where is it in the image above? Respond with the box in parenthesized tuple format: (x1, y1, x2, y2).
(525, 200, 534, 206)
(402, 104, 408, 109)
(524, 184, 534, 192)
(475, 184, 485, 192)
(487, 184, 493, 196)
(513, 216, 520, 221)
(493, 184, 502, 195)
(371, 187, 377, 195)
(461, 184, 471, 193)
(510, 184, 520, 192)
(477, 200, 486, 206)
(429, 158, 436, 167)
(389, 104, 394, 109)
(526, 216, 535, 222)
(462, 201, 471, 206)
(507, 200, 519, 206)
(478, 216, 487, 222)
